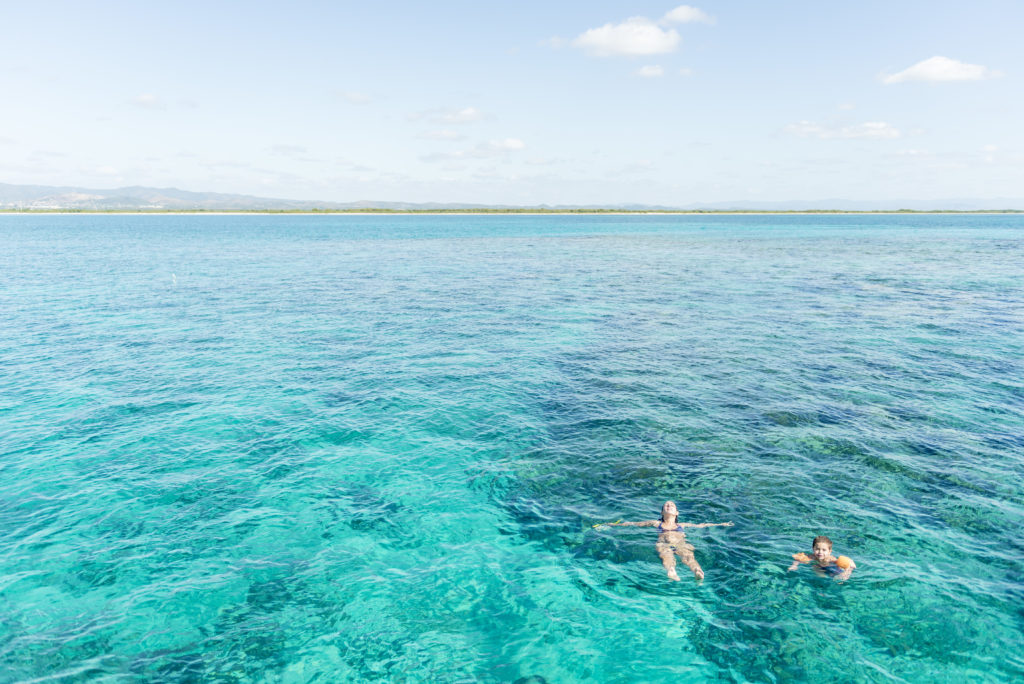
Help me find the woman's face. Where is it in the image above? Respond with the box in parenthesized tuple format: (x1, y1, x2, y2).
(662, 501, 678, 519)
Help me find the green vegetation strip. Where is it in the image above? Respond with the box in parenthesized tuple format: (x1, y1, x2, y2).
(2, 208, 1022, 215)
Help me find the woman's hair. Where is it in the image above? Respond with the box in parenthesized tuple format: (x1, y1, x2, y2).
(812, 535, 833, 549)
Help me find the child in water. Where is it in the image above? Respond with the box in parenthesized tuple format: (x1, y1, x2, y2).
(788, 535, 855, 581)
(598, 501, 733, 581)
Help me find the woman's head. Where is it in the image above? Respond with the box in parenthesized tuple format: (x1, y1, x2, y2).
(660, 500, 678, 522)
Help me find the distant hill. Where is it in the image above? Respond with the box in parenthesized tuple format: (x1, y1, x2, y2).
(0, 183, 346, 211)
(0, 182, 1021, 212)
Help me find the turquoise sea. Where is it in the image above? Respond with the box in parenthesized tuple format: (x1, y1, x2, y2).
(1, 214, 1022, 682)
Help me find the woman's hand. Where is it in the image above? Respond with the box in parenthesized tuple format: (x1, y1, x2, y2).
(592, 520, 622, 530)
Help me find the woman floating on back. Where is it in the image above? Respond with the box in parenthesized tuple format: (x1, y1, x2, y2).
(788, 535, 855, 581)
(597, 501, 733, 581)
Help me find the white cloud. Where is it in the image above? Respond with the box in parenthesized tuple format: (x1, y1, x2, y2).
(678, 67, 693, 77)
(573, 17, 680, 56)
(340, 91, 372, 104)
(786, 121, 901, 139)
(131, 94, 163, 109)
(637, 65, 664, 78)
(843, 122, 901, 138)
(442, 107, 486, 123)
(883, 56, 1001, 84)
(491, 138, 525, 151)
(95, 165, 119, 176)
(411, 107, 489, 125)
(662, 5, 714, 24)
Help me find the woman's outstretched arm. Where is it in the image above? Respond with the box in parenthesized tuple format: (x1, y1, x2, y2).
(601, 520, 659, 528)
(680, 521, 734, 528)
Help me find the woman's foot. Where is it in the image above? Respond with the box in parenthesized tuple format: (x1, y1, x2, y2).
(693, 567, 704, 580)
(667, 568, 681, 581)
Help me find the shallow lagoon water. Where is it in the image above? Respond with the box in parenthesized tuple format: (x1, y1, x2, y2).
(1, 214, 1022, 681)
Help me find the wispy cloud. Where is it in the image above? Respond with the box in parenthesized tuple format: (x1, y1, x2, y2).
(420, 138, 525, 163)
(662, 5, 714, 25)
(786, 121, 901, 139)
(131, 94, 164, 110)
(410, 107, 489, 125)
(420, 130, 465, 141)
(489, 138, 524, 151)
(269, 144, 308, 157)
(637, 65, 664, 78)
(339, 91, 372, 104)
(883, 56, 1001, 84)
(267, 145, 323, 163)
(611, 160, 655, 176)
(201, 159, 256, 170)
(441, 107, 486, 124)
(419, 153, 458, 164)
(573, 17, 680, 56)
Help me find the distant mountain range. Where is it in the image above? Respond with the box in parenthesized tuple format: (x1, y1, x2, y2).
(1, 182, 1021, 212)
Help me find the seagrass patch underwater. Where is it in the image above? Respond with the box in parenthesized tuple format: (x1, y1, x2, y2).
(1, 214, 1022, 682)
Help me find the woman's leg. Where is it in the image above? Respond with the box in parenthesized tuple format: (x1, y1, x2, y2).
(676, 548, 704, 580)
(657, 544, 680, 581)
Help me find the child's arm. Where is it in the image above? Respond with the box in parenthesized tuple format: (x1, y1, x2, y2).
(681, 521, 734, 528)
(835, 556, 855, 581)
(788, 552, 812, 572)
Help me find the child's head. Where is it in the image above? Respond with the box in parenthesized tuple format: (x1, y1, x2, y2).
(812, 535, 833, 561)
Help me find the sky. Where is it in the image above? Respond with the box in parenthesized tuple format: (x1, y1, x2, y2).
(1, 1, 1022, 205)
